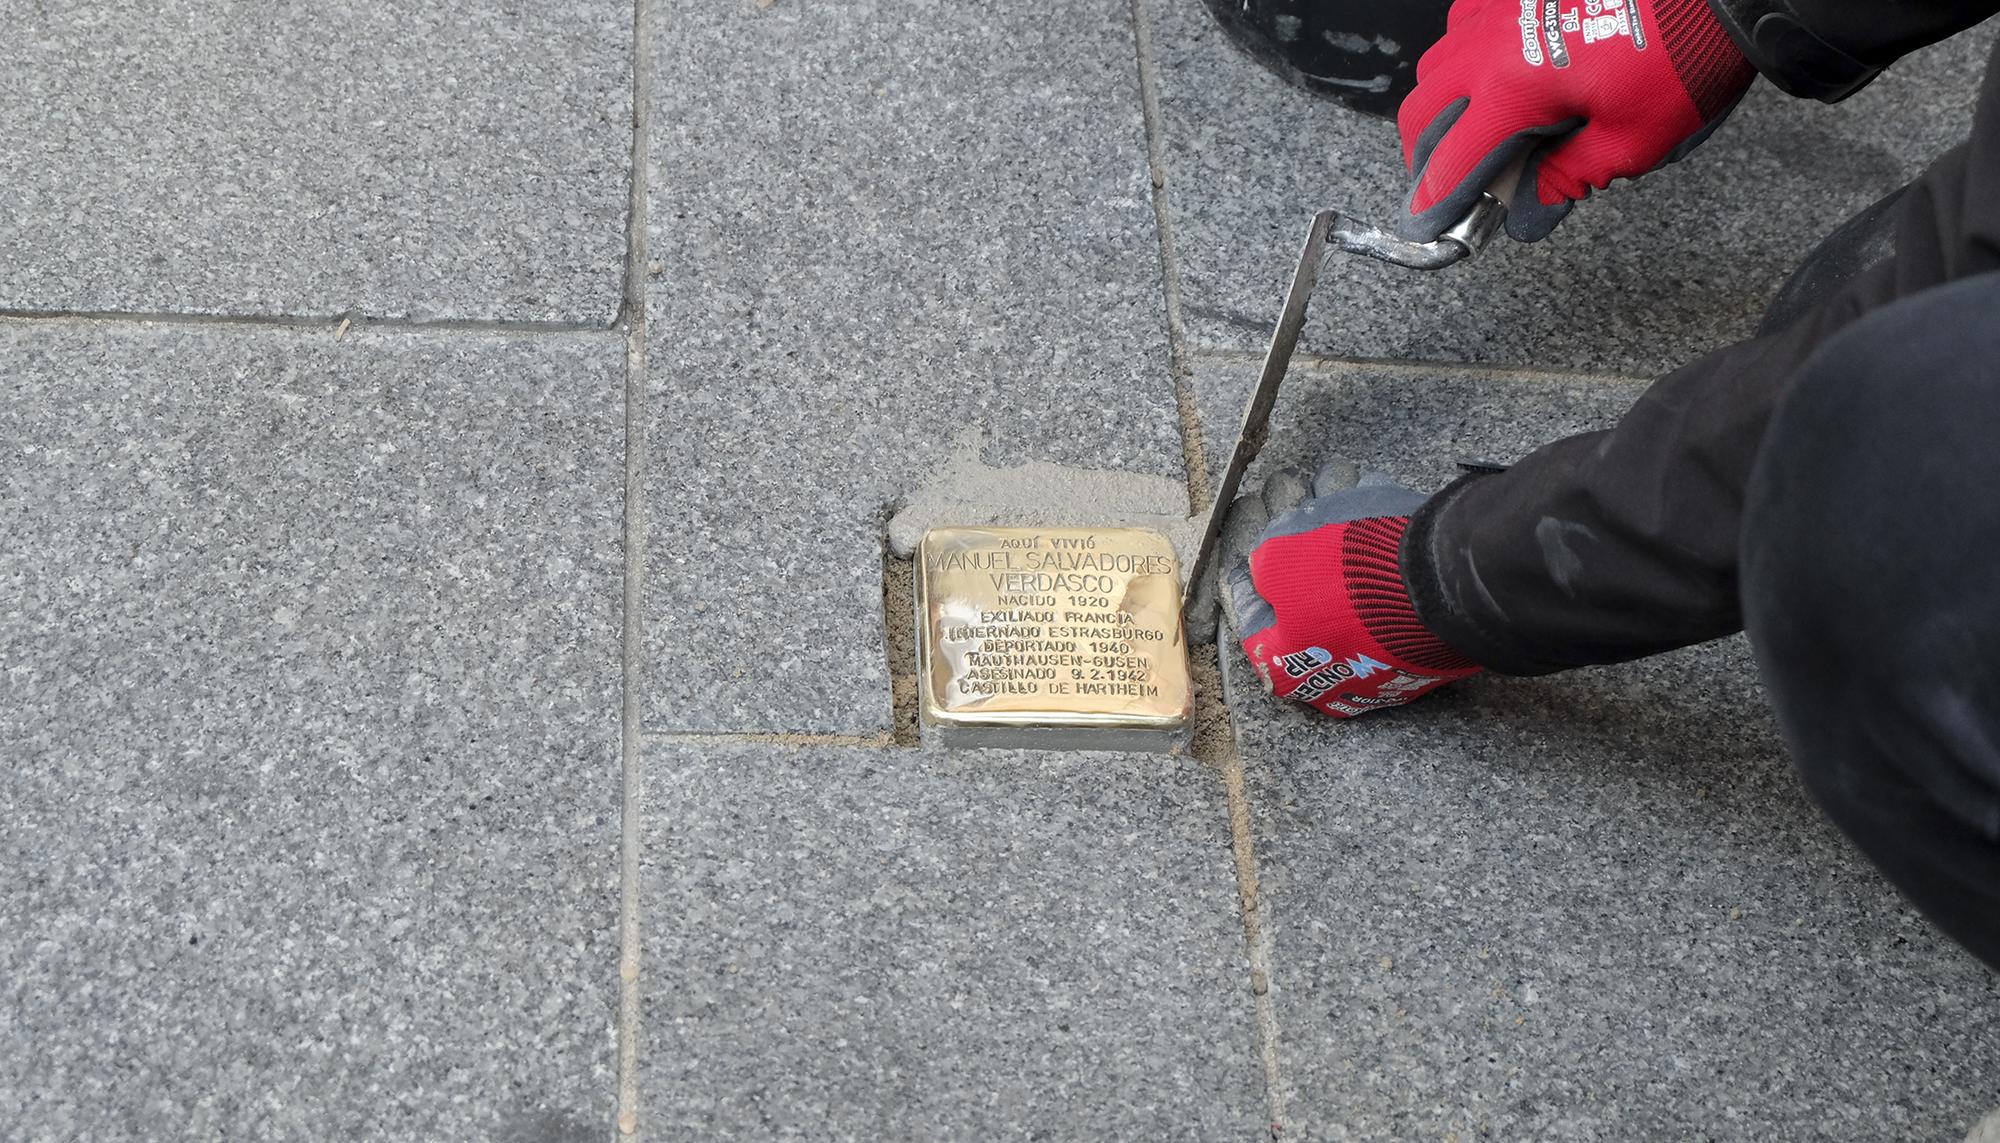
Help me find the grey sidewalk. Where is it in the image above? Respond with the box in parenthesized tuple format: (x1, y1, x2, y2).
(3, 1, 1997, 1140)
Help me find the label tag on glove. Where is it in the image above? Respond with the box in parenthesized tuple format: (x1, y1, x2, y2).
(915, 526, 1192, 753)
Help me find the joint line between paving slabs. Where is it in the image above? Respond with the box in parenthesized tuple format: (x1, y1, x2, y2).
(615, 0, 655, 1137)
(0, 307, 613, 336)
(649, 731, 898, 749)
(1125, 0, 1209, 511)
(1225, 752, 1291, 1139)
(1187, 345, 1654, 388)
(1127, 6, 1286, 1122)
(1193, 646, 1291, 1137)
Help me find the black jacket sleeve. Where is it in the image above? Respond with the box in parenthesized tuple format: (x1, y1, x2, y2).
(1401, 31, 2000, 676)
(1707, 0, 2000, 100)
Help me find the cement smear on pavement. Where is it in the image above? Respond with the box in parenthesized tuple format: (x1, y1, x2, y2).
(886, 428, 1198, 565)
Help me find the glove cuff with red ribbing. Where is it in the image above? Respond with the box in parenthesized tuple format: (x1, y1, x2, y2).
(1242, 515, 1481, 718)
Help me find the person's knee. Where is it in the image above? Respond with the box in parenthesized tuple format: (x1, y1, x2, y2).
(1743, 272, 2000, 831)
(1745, 271, 2000, 571)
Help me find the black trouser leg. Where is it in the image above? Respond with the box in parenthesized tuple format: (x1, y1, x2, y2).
(1740, 272, 2000, 973)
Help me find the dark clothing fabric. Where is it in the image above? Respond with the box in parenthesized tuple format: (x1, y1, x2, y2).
(1707, 0, 2000, 100)
(1742, 272, 2000, 971)
(1405, 32, 2000, 677)
(1402, 30, 2000, 972)
(1198, 0, 2000, 967)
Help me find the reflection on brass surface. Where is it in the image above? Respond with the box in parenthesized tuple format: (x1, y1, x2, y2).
(915, 526, 1192, 749)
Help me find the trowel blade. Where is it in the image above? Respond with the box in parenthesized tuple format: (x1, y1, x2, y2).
(1182, 209, 1334, 619)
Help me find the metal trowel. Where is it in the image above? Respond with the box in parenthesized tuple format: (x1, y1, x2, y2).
(1182, 165, 1524, 628)
(899, 175, 1522, 751)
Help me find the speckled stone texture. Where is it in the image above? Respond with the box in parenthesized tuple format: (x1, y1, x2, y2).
(1229, 641, 2000, 1141)
(643, 0, 1185, 734)
(0, 325, 622, 1140)
(0, 1, 630, 323)
(1145, 0, 1997, 374)
(1208, 370, 2000, 1140)
(643, 740, 1263, 1139)
(1189, 357, 1647, 497)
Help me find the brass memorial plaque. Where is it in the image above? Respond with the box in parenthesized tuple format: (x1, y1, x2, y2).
(915, 526, 1192, 751)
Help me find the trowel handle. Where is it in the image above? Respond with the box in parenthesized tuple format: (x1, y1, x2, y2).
(1326, 155, 1532, 270)
(1436, 154, 1529, 260)
(1485, 154, 1527, 203)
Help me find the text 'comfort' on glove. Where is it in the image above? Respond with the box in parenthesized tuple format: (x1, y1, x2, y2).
(1222, 458, 1482, 719)
(1399, 0, 1754, 242)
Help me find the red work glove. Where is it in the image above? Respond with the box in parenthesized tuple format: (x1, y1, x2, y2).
(1222, 460, 1482, 719)
(1397, 0, 1755, 242)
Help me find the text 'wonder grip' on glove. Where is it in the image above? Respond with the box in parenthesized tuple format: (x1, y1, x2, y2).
(1397, 0, 1754, 242)
(1222, 460, 1482, 719)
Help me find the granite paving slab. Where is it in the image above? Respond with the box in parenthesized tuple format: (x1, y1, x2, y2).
(0, 1, 630, 323)
(645, 0, 1185, 733)
(1227, 640, 2000, 1141)
(1189, 356, 1648, 498)
(0, 324, 623, 1140)
(1145, 0, 1996, 375)
(1204, 368, 2000, 1139)
(644, 740, 1264, 1139)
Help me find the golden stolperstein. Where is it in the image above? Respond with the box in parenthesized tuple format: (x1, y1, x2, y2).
(914, 526, 1192, 751)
